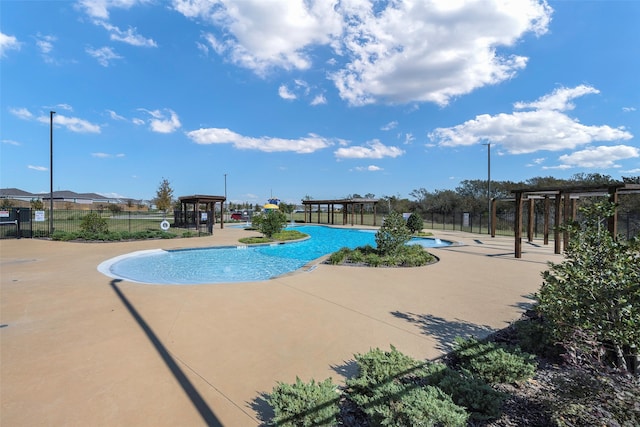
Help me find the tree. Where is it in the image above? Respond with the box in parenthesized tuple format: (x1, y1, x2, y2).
(537, 201, 640, 373)
(376, 211, 411, 255)
(252, 209, 287, 238)
(406, 213, 424, 234)
(154, 178, 174, 217)
(30, 198, 44, 210)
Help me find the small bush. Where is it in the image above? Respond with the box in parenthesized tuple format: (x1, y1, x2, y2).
(268, 377, 339, 427)
(427, 364, 506, 421)
(327, 247, 350, 264)
(376, 211, 411, 255)
(453, 337, 537, 384)
(79, 212, 108, 234)
(347, 347, 468, 426)
(352, 381, 468, 427)
(406, 213, 424, 234)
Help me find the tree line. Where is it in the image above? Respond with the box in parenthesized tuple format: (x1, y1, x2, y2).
(338, 173, 640, 216)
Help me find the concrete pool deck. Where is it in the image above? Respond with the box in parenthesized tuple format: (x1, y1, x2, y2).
(1, 227, 564, 426)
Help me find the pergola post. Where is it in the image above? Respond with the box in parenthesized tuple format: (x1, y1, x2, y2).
(563, 193, 571, 252)
(514, 191, 523, 258)
(554, 193, 562, 254)
(527, 198, 535, 242)
(543, 196, 550, 245)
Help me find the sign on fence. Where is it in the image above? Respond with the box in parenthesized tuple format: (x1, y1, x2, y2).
(35, 211, 45, 222)
(463, 212, 470, 227)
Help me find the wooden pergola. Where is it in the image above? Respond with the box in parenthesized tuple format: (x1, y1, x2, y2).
(301, 198, 379, 226)
(177, 195, 226, 232)
(495, 183, 640, 258)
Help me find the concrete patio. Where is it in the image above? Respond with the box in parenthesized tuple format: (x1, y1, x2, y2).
(0, 226, 563, 426)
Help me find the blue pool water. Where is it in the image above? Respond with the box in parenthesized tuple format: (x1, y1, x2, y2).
(100, 225, 451, 285)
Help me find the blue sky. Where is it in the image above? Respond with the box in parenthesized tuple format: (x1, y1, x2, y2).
(1, 0, 639, 205)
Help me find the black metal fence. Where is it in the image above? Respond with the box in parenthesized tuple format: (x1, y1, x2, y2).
(0, 208, 174, 239)
(2, 207, 638, 240)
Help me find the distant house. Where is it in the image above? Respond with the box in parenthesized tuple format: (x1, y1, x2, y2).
(0, 188, 120, 206)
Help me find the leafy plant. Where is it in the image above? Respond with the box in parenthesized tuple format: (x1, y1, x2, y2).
(376, 211, 411, 255)
(406, 213, 424, 234)
(346, 347, 468, 426)
(453, 337, 536, 384)
(251, 209, 288, 238)
(79, 212, 108, 234)
(268, 377, 339, 427)
(537, 201, 640, 372)
(426, 364, 505, 421)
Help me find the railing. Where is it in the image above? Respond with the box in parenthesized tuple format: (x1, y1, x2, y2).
(1, 208, 638, 240)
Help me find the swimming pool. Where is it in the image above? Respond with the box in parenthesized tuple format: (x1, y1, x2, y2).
(99, 225, 452, 285)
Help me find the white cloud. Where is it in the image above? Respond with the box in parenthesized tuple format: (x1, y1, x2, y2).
(177, 1, 551, 106)
(92, 152, 125, 158)
(35, 34, 56, 62)
(278, 85, 297, 100)
(96, 21, 157, 47)
(2, 139, 21, 146)
(86, 46, 123, 66)
(77, 0, 149, 20)
(38, 113, 101, 133)
(139, 109, 182, 133)
(175, 1, 551, 106)
(429, 85, 633, 154)
(554, 145, 639, 169)
(186, 127, 333, 154)
(514, 85, 599, 111)
(0, 32, 21, 57)
(403, 133, 414, 145)
(107, 109, 126, 120)
(622, 107, 637, 112)
(355, 165, 382, 172)
(9, 107, 33, 120)
(28, 165, 48, 171)
(175, 0, 343, 74)
(310, 94, 327, 106)
(132, 118, 145, 125)
(381, 121, 398, 131)
(621, 168, 640, 174)
(335, 139, 404, 159)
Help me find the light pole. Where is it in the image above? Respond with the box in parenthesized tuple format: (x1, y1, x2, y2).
(49, 110, 56, 235)
(482, 142, 491, 235)
(224, 173, 227, 221)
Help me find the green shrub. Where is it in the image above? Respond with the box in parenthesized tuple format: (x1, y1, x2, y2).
(376, 211, 411, 255)
(537, 201, 640, 372)
(453, 337, 536, 384)
(251, 209, 288, 238)
(268, 377, 339, 427)
(428, 364, 505, 421)
(406, 213, 424, 234)
(79, 212, 108, 234)
(347, 346, 427, 390)
(327, 247, 350, 264)
(352, 381, 468, 427)
(347, 347, 468, 426)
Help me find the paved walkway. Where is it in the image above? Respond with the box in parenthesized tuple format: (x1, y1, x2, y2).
(0, 227, 563, 426)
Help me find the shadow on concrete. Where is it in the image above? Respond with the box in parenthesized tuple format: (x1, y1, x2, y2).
(390, 311, 496, 352)
(331, 359, 359, 380)
(249, 392, 273, 427)
(109, 279, 223, 427)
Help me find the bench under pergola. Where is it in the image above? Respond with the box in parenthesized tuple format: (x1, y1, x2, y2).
(177, 195, 226, 232)
(498, 183, 640, 258)
(301, 198, 379, 226)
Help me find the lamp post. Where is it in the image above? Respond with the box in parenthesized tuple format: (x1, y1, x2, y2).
(49, 111, 56, 235)
(224, 173, 227, 221)
(482, 142, 491, 235)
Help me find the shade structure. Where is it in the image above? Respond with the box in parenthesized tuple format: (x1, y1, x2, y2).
(263, 203, 279, 209)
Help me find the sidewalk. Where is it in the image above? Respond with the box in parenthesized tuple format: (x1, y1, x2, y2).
(0, 228, 563, 426)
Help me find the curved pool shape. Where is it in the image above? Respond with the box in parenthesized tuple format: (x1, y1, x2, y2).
(99, 225, 452, 285)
